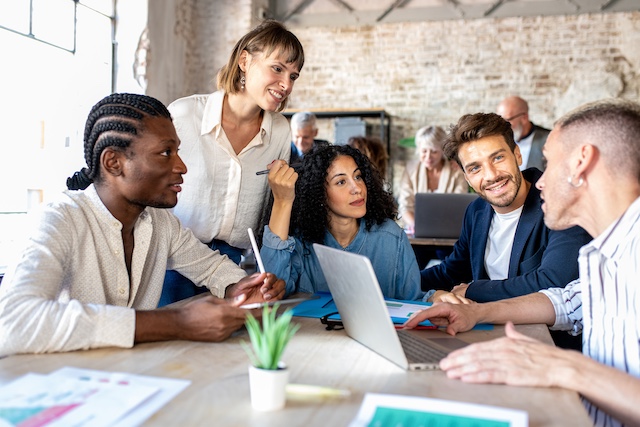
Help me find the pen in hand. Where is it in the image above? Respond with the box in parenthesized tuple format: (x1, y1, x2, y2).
(256, 162, 302, 175)
(247, 227, 265, 273)
(239, 228, 271, 308)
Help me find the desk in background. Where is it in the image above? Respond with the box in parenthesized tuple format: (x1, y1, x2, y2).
(0, 317, 591, 426)
(408, 234, 457, 269)
(409, 236, 457, 247)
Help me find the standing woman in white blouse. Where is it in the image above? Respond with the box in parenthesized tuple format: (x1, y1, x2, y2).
(398, 125, 468, 234)
(160, 20, 305, 306)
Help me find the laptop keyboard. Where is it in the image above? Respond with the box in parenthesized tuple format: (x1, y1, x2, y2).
(397, 330, 449, 364)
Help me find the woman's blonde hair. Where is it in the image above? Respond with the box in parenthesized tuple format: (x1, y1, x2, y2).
(216, 20, 304, 112)
(414, 125, 446, 155)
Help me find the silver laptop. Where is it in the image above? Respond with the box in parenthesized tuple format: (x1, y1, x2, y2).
(414, 193, 478, 239)
(313, 243, 468, 370)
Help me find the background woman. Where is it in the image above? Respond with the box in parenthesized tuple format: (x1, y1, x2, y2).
(398, 125, 468, 234)
(261, 145, 424, 301)
(347, 135, 389, 178)
(160, 20, 304, 305)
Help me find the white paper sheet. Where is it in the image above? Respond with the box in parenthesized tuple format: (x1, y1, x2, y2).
(0, 367, 190, 427)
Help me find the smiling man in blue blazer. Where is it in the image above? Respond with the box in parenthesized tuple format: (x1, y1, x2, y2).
(421, 113, 591, 316)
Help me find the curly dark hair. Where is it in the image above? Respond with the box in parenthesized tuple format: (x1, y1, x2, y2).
(291, 144, 397, 244)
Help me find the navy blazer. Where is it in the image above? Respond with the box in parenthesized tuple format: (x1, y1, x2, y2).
(420, 168, 592, 302)
(524, 123, 550, 171)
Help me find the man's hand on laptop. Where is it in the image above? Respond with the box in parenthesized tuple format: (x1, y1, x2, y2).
(403, 302, 480, 335)
(430, 290, 474, 305)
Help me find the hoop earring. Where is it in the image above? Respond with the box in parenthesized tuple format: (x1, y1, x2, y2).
(240, 75, 246, 90)
(567, 175, 584, 188)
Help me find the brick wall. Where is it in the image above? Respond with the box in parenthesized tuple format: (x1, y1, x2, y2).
(147, 0, 267, 105)
(284, 12, 640, 189)
(289, 12, 639, 139)
(147, 4, 640, 189)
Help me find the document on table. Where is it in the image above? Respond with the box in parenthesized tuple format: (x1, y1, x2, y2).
(350, 393, 528, 427)
(0, 367, 190, 427)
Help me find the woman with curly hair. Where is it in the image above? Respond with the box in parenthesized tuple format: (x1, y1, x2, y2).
(260, 145, 424, 300)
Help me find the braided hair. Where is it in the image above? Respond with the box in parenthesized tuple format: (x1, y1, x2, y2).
(292, 144, 398, 244)
(66, 93, 171, 190)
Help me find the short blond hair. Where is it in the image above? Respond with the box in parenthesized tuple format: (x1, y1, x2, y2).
(415, 125, 446, 154)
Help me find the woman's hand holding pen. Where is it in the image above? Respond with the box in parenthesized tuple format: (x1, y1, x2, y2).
(266, 160, 298, 241)
(268, 160, 298, 204)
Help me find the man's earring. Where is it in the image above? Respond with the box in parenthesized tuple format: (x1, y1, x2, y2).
(567, 175, 584, 188)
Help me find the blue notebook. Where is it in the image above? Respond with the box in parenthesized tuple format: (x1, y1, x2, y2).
(292, 292, 493, 330)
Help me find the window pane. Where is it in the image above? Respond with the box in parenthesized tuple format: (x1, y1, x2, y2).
(79, 0, 114, 16)
(0, 0, 30, 33)
(0, 5, 114, 273)
(32, 0, 75, 51)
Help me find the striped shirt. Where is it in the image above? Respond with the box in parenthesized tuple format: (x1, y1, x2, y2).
(541, 196, 640, 427)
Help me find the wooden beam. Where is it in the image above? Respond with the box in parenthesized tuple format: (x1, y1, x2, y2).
(600, 0, 623, 10)
(328, 0, 355, 13)
(445, 0, 465, 18)
(376, 0, 413, 22)
(280, 0, 317, 22)
(483, 0, 508, 17)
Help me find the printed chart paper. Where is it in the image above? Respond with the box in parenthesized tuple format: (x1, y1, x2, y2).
(350, 393, 528, 427)
(0, 367, 190, 427)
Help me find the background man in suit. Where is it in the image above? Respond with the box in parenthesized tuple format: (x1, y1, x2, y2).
(289, 111, 329, 164)
(497, 96, 550, 171)
(420, 112, 591, 349)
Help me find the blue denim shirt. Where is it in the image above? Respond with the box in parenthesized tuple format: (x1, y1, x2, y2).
(261, 219, 425, 301)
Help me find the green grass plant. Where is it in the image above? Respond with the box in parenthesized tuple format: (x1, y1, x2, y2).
(242, 304, 300, 370)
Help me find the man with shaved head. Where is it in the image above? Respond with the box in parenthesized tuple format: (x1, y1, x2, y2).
(497, 96, 550, 171)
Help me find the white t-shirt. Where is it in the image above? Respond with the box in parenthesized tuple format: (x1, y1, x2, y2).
(484, 206, 524, 280)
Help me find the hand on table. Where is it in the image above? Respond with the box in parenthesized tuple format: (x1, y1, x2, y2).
(174, 295, 256, 342)
(439, 322, 573, 388)
(430, 290, 474, 304)
(451, 283, 470, 297)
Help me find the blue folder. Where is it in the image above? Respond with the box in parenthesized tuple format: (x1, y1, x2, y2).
(292, 292, 492, 330)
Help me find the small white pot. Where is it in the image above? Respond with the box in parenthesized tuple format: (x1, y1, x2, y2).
(248, 364, 289, 411)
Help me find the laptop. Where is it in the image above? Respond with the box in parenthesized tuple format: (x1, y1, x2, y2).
(313, 243, 468, 370)
(414, 193, 478, 239)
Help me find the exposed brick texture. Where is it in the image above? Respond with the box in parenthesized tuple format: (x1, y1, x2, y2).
(147, 3, 640, 191)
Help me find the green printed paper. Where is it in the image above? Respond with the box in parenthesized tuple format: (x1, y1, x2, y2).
(368, 406, 511, 427)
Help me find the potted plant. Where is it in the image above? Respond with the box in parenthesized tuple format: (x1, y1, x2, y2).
(242, 303, 300, 411)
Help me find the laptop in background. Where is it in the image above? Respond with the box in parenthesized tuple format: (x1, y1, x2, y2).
(313, 243, 468, 371)
(414, 193, 478, 239)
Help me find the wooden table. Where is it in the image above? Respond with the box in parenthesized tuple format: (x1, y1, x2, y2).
(0, 317, 591, 426)
(409, 236, 458, 246)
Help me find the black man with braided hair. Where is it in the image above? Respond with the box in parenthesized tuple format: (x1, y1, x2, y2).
(0, 93, 285, 356)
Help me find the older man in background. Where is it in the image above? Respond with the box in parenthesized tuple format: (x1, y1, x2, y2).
(289, 111, 329, 164)
(497, 95, 550, 171)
